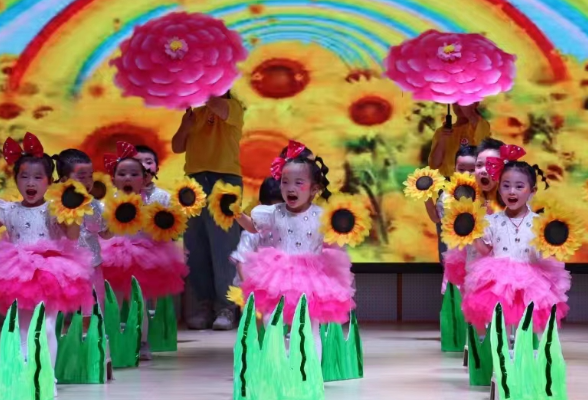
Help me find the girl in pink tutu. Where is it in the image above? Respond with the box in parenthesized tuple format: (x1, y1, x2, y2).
(240, 140, 355, 359)
(54, 148, 113, 314)
(0, 133, 93, 393)
(100, 141, 187, 360)
(462, 144, 570, 333)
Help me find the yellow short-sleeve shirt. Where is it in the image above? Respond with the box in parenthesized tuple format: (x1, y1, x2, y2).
(428, 119, 491, 177)
(184, 98, 244, 176)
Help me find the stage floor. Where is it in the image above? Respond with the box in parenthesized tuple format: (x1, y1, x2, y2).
(57, 323, 588, 400)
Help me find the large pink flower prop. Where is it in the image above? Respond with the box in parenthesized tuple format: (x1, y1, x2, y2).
(384, 30, 516, 105)
(110, 12, 248, 110)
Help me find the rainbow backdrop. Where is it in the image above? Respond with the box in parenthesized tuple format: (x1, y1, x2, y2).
(1, 0, 588, 96)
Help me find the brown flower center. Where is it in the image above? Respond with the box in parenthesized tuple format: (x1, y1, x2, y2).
(349, 96, 392, 126)
(250, 58, 310, 99)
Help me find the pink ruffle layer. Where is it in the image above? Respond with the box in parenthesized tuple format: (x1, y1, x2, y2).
(443, 248, 467, 288)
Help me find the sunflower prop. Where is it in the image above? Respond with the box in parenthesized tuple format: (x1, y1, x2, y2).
(403, 167, 445, 201)
(103, 193, 146, 235)
(441, 198, 488, 249)
(227, 286, 261, 319)
(443, 173, 482, 208)
(171, 177, 206, 217)
(530, 207, 585, 261)
(143, 203, 187, 241)
(46, 179, 93, 225)
(90, 172, 114, 201)
(320, 194, 371, 247)
(208, 180, 242, 232)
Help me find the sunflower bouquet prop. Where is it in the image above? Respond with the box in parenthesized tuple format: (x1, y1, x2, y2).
(90, 172, 114, 201)
(46, 179, 93, 225)
(147, 295, 178, 353)
(0, 301, 54, 400)
(233, 294, 324, 400)
(171, 177, 207, 217)
(54, 291, 108, 384)
(441, 198, 489, 249)
(440, 283, 466, 352)
(320, 194, 371, 247)
(103, 192, 146, 236)
(531, 207, 585, 261)
(319, 311, 363, 382)
(143, 203, 188, 241)
(209, 180, 242, 232)
(490, 303, 567, 400)
(104, 278, 144, 369)
(467, 323, 493, 386)
(403, 167, 445, 202)
(443, 173, 482, 207)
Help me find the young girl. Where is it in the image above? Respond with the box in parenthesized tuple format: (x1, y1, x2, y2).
(100, 141, 188, 360)
(462, 145, 570, 333)
(134, 145, 171, 206)
(0, 133, 93, 394)
(240, 140, 355, 358)
(53, 149, 113, 313)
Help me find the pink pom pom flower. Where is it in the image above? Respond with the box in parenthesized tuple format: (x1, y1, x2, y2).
(110, 12, 248, 110)
(384, 30, 516, 106)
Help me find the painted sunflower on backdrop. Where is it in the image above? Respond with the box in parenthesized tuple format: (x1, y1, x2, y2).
(531, 206, 585, 261)
(403, 167, 445, 201)
(143, 203, 187, 241)
(90, 172, 114, 201)
(208, 180, 242, 232)
(226, 286, 261, 319)
(232, 41, 348, 107)
(320, 193, 371, 247)
(443, 173, 482, 207)
(46, 179, 93, 225)
(171, 177, 207, 217)
(0, 185, 22, 202)
(441, 198, 488, 250)
(103, 192, 145, 235)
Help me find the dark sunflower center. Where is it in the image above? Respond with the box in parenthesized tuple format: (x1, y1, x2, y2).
(91, 181, 107, 200)
(220, 194, 238, 217)
(454, 213, 475, 237)
(115, 203, 137, 223)
(544, 220, 569, 246)
(331, 209, 356, 234)
(454, 185, 476, 201)
(178, 187, 196, 207)
(61, 186, 85, 209)
(154, 211, 175, 230)
(415, 176, 434, 191)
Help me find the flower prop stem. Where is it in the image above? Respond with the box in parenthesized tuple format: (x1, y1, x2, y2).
(440, 283, 466, 352)
(147, 295, 178, 353)
(319, 310, 363, 382)
(445, 103, 452, 129)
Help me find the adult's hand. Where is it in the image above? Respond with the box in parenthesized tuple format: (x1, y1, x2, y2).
(181, 107, 197, 128)
(171, 108, 195, 154)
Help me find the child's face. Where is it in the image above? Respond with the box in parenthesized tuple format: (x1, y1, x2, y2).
(66, 163, 94, 192)
(455, 155, 475, 174)
(113, 159, 146, 194)
(499, 169, 535, 212)
(17, 162, 50, 206)
(475, 149, 500, 192)
(280, 163, 319, 212)
(135, 152, 157, 185)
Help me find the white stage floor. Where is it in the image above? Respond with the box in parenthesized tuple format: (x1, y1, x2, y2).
(56, 323, 588, 400)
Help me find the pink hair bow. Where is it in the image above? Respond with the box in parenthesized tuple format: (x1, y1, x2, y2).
(270, 140, 306, 180)
(486, 144, 526, 181)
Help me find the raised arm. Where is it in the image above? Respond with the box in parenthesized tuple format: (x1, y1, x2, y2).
(425, 198, 441, 224)
(206, 97, 230, 121)
(428, 128, 453, 170)
(171, 108, 195, 154)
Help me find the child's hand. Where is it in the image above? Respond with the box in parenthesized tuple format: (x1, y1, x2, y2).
(61, 222, 81, 240)
(99, 229, 114, 240)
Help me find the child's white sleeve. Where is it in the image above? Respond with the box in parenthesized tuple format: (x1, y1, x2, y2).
(0, 200, 7, 226)
(85, 200, 107, 233)
(482, 215, 494, 246)
(251, 205, 276, 233)
(230, 231, 260, 264)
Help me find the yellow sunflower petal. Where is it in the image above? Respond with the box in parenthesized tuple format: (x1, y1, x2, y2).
(441, 198, 489, 250)
(46, 179, 94, 225)
(103, 192, 146, 235)
(320, 193, 372, 247)
(0, 186, 22, 202)
(143, 203, 188, 241)
(208, 180, 242, 232)
(90, 172, 114, 201)
(171, 177, 207, 217)
(443, 173, 482, 208)
(530, 206, 585, 261)
(226, 286, 262, 319)
(403, 167, 445, 202)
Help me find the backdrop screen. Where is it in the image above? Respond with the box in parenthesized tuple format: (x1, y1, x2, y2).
(0, 0, 586, 263)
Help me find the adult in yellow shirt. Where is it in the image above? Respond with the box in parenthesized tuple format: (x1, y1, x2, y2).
(172, 91, 244, 331)
(428, 103, 491, 177)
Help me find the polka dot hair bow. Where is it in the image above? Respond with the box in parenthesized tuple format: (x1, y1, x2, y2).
(103, 141, 138, 176)
(485, 144, 526, 181)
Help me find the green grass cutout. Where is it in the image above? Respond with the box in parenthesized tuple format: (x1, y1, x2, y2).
(147, 295, 178, 353)
(320, 310, 363, 382)
(440, 283, 466, 352)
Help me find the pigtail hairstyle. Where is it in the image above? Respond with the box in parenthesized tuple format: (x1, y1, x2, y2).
(532, 164, 549, 190)
(313, 155, 331, 200)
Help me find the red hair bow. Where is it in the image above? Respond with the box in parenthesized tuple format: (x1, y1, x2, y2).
(486, 144, 526, 181)
(270, 140, 306, 180)
(103, 141, 138, 175)
(2, 132, 44, 165)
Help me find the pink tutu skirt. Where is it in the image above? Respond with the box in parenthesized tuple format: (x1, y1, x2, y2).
(443, 248, 467, 288)
(101, 237, 188, 299)
(0, 239, 94, 313)
(241, 247, 355, 324)
(462, 257, 570, 333)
